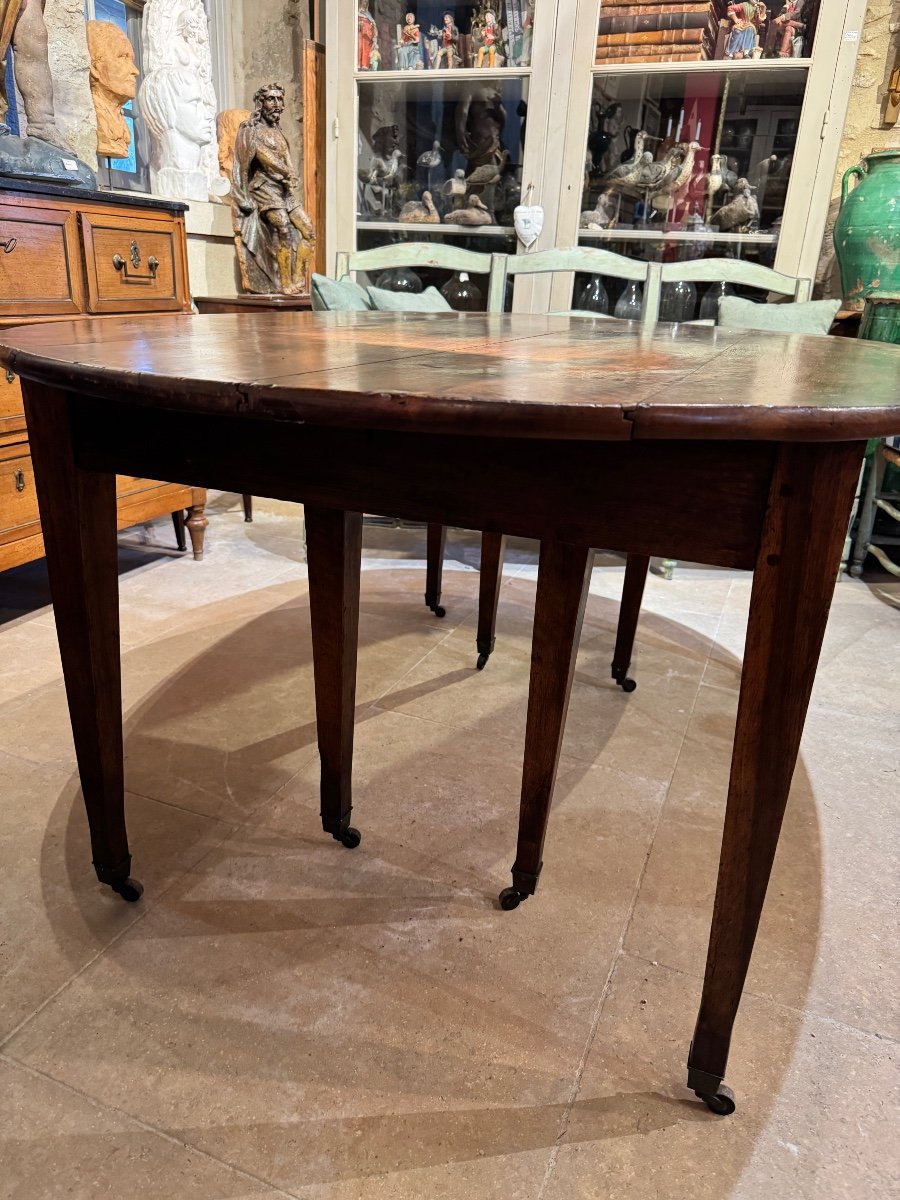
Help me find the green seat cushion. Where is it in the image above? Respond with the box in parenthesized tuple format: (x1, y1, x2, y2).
(717, 296, 841, 337)
(367, 286, 452, 312)
(310, 273, 373, 311)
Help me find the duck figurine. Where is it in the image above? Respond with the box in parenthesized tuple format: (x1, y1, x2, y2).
(650, 141, 701, 214)
(711, 178, 759, 232)
(399, 190, 440, 224)
(579, 189, 618, 230)
(602, 131, 660, 186)
(444, 195, 492, 226)
(465, 150, 510, 189)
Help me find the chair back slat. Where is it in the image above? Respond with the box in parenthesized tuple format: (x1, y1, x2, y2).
(659, 257, 810, 300)
(504, 246, 650, 282)
(336, 243, 495, 279)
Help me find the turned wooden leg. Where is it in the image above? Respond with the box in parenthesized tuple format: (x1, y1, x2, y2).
(186, 488, 208, 560)
(501, 539, 593, 910)
(475, 532, 507, 670)
(611, 553, 650, 693)
(171, 508, 187, 552)
(305, 505, 363, 848)
(425, 522, 448, 617)
(687, 441, 863, 1115)
(22, 383, 140, 902)
(242, 494, 254, 523)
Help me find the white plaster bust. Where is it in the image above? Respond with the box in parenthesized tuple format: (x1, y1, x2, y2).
(139, 66, 212, 201)
(142, 0, 225, 198)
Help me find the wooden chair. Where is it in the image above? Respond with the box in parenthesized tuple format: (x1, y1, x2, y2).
(335, 243, 503, 620)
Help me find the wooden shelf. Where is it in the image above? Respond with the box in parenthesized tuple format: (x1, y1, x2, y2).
(591, 58, 812, 76)
(578, 229, 778, 245)
(358, 220, 515, 238)
(355, 66, 531, 82)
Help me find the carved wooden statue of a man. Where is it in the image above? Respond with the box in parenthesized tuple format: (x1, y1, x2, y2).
(0, 0, 70, 149)
(231, 84, 315, 295)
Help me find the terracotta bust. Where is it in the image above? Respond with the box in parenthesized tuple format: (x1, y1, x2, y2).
(216, 108, 251, 182)
(86, 20, 140, 159)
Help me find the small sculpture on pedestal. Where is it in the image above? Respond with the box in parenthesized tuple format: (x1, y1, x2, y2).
(140, 66, 212, 200)
(471, 6, 503, 68)
(231, 84, 315, 296)
(0, 0, 95, 186)
(86, 21, 140, 160)
(770, 0, 807, 58)
(722, 2, 766, 60)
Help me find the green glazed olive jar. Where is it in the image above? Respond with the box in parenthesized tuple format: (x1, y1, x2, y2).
(833, 149, 900, 310)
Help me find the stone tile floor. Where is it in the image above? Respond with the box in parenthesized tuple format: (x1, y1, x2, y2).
(0, 493, 898, 1199)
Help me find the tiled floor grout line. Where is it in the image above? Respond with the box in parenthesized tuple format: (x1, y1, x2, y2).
(535, 596, 728, 1200)
(0, 821, 237, 1054)
(0, 1054, 301, 1200)
(622, 949, 900, 1048)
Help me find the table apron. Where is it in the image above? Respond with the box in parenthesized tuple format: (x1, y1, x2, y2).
(73, 397, 780, 569)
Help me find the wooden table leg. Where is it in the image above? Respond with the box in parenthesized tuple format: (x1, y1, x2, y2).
(500, 540, 593, 910)
(611, 553, 650, 693)
(476, 532, 507, 671)
(305, 505, 364, 849)
(687, 441, 863, 1115)
(425, 522, 448, 617)
(22, 384, 140, 902)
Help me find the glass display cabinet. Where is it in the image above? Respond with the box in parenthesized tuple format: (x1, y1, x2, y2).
(327, 0, 866, 312)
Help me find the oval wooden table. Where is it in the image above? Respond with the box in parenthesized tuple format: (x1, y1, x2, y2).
(2, 312, 898, 1117)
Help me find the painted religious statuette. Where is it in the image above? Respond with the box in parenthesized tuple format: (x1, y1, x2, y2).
(231, 84, 316, 295)
(723, 2, 766, 60)
(472, 5, 503, 68)
(771, 0, 807, 58)
(358, 0, 380, 70)
(429, 11, 459, 68)
(395, 13, 423, 69)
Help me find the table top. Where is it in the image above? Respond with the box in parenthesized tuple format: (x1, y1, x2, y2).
(2, 312, 898, 442)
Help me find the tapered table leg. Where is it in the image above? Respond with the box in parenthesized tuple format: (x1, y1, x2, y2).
(425, 523, 447, 617)
(305, 505, 364, 849)
(611, 553, 650, 693)
(500, 539, 594, 910)
(22, 383, 140, 902)
(475, 532, 507, 670)
(687, 441, 863, 1115)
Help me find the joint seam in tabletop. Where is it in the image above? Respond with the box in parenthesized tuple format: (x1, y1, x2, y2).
(0, 1055, 303, 1200)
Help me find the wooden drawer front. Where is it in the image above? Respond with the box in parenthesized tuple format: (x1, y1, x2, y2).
(0, 453, 39, 540)
(0, 369, 25, 438)
(81, 213, 186, 313)
(0, 203, 83, 316)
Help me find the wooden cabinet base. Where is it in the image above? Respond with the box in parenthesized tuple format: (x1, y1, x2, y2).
(0, 183, 206, 575)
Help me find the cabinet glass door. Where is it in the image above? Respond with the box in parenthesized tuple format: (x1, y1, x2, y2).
(329, 0, 557, 307)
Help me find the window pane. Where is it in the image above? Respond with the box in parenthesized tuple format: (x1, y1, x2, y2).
(357, 0, 536, 71)
(580, 66, 806, 266)
(595, 1, 821, 67)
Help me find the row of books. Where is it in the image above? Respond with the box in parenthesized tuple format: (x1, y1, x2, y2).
(595, 0, 726, 65)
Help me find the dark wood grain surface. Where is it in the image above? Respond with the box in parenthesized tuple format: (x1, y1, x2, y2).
(1, 312, 898, 441)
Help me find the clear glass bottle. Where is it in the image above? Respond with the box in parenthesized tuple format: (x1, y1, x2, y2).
(699, 280, 735, 322)
(575, 275, 610, 314)
(659, 280, 697, 323)
(613, 280, 643, 320)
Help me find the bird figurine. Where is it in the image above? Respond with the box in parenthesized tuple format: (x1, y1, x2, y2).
(602, 131, 660, 186)
(711, 177, 759, 232)
(465, 150, 510, 189)
(441, 168, 468, 210)
(444, 195, 492, 226)
(417, 140, 443, 191)
(651, 141, 701, 215)
(704, 152, 739, 199)
(579, 189, 618, 230)
(399, 190, 440, 224)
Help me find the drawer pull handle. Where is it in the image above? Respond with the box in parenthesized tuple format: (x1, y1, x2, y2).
(15, 470, 26, 493)
(113, 240, 160, 284)
(0, 237, 16, 254)
(5, 369, 14, 384)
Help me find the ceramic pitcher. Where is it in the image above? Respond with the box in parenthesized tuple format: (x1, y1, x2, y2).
(833, 149, 900, 309)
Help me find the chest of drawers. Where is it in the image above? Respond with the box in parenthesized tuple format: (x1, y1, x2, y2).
(0, 184, 206, 571)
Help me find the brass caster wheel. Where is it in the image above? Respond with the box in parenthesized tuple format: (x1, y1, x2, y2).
(334, 826, 362, 849)
(110, 877, 144, 903)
